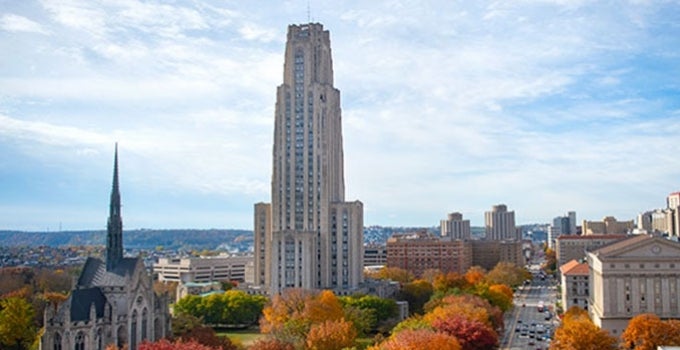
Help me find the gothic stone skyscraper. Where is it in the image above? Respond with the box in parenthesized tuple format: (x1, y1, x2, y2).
(254, 23, 364, 295)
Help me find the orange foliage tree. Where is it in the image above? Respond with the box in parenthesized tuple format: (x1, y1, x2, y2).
(260, 289, 351, 348)
(368, 329, 461, 350)
(305, 319, 357, 350)
(425, 294, 503, 330)
(433, 272, 471, 294)
(551, 306, 618, 350)
(464, 266, 486, 286)
(622, 313, 680, 350)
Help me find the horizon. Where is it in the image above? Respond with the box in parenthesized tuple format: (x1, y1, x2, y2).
(2, 1, 680, 231)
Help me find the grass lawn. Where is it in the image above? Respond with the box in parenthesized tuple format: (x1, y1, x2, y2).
(217, 328, 265, 347)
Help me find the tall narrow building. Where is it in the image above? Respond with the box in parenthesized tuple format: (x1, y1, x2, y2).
(254, 23, 364, 295)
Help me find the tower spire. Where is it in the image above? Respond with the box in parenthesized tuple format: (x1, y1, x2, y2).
(106, 143, 123, 271)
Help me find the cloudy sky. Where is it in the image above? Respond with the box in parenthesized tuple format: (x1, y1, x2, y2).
(1, 1, 679, 231)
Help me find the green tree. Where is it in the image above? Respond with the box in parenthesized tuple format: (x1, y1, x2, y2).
(0, 296, 37, 350)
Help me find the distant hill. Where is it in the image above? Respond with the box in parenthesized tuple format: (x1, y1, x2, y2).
(0, 229, 252, 250)
(0, 225, 491, 250)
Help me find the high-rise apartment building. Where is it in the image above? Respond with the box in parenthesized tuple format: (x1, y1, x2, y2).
(254, 23, 364, 295)
(440, 212, 471, 240)
(484, 204, 517, 241)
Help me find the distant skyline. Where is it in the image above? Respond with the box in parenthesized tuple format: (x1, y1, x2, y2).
(1, 1, 680, 231)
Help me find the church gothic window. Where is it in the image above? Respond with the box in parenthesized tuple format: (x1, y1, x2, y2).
(74, 332, 85, 350)
(53, 332, 62, 350)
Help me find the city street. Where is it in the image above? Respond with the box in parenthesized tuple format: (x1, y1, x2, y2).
(500, 271, 559, 350)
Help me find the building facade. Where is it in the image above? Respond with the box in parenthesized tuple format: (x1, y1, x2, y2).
(555, 234, 627, 271)
(587, 234, 680, 335)
(440, 212, 471, 240)
(41, 146, 170, 350)
(582, 216, 634, 235)
(154, 254, 253, 284)
(470, 240, 524, 270)
(253, 23, 364, 295)
(637, 209, 673, 235)
(386, 231, 472, 277)
(559, 259, 589, 311)
(484, 204, 517, 241)
(363, 244, 387, 267)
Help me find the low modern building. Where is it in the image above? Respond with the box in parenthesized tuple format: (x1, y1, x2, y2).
(364, 243, 387, 267)
(587, 234, 680, 336)
(386, 231, 472, 277)
(556, 234, 627, 272)
(176, 281, 223, 303)
(154, 254, 253, 283)
(560, 259, 589, 312)
(470, 239, 524, 270)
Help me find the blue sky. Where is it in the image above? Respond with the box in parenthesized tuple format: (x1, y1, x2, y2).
(1, 1, 679, 231)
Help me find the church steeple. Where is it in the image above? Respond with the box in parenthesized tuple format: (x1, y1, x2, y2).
(106, 143, 123, 271)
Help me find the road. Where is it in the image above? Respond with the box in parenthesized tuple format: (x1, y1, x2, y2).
(500, 273, 559, 350)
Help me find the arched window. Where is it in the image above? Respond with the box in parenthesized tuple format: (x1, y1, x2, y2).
(74, 332, 85, 350)
(96, 328, 102, 350)
(141, 308, 148, 341)
(54, 332, 62, 350)
(131, 310, 138, 350)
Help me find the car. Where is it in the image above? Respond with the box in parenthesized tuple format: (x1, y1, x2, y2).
(528, 340, 535, 345)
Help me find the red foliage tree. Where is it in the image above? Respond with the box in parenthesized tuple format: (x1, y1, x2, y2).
(432, 315, 498, 350)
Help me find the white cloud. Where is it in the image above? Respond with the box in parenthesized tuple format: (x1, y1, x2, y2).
(0, 14, 49, 34)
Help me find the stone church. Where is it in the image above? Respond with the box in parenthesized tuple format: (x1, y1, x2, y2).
(42, 146, 171, 350)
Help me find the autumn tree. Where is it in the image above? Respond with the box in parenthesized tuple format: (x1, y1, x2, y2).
(425, 294, 503, 330)
(551, 306, 617, 350)
(397, 279, 433, 315)
(485, 262, 529, 288)
(170, 313, 237, 350)
(368, 329, 461, 350)
(248, 339, 294, 350)
(366, 267, 414, 284)
(433, 272, 471, 294)
(0, 296, 37, 350)
(305, 319, 357, 350)
(139, 339, 216, 350)
(543, 247, 557, 275)
(622, 313, 680, 350)
(464, 266, 486, 286)
(432, 315, 498, 350)
(260, 289, 350, 348)
(478, 284, 513, 312)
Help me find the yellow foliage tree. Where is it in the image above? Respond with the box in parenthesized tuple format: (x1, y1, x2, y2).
(551, 307, 617, 350)
(622, 313, 680, 350)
